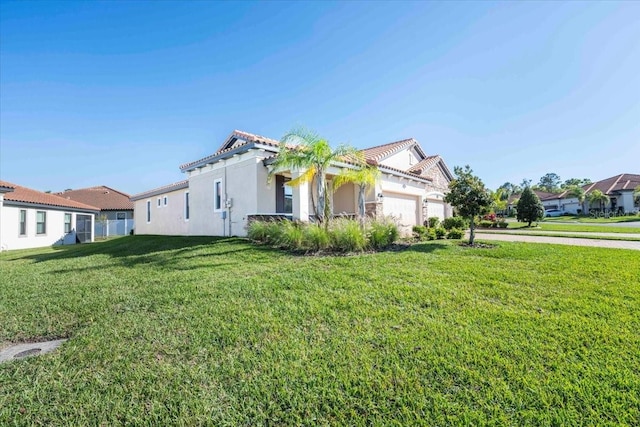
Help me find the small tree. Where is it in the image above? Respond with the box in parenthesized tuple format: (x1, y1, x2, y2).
(634, 185, 640, 206)
(269, 127, 359, 224)
(566, 185, 585, 214)
(516, 187, 544, 226)
(333, 159, 380, 228)
(444, 165, 492, 245)
(588, 189, 609, 212)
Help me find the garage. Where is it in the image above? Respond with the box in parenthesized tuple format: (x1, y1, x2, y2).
(426, 199, 445, 220)
(382, 192, 419, 227)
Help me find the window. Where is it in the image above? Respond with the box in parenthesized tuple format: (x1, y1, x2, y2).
(19, 210, 26, 235)
(36, 211, 46, 235)
(147, 200, 151, 222)
(157, 198, 161, 207)
(64, 213, 72, 233)
(284, 183, 293, 214)
(185, 192, 190, 220)
(116, 212, 126, 220)
(163, 196, 168, 206)
(214, 179, 223, 211)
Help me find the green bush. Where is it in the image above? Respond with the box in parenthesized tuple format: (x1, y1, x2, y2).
(368, 220, 399, 250)
(412, 225, 428, 241)
(442, 216, 467, 230)
(426, 229, 437, 240)
(497, 220, 508, 228)
(435, 227, 446, 239)
(478, 220, 494, 228)
(329, 219, 367, 253)
(279, 221, 304, 249)
(303, 224, 331, 251)
(247, 220, 269, 242)
(447, 228, 464, 239)
(428, 217, 440, 228)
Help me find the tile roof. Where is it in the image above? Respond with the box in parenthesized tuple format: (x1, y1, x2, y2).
(56, 186, 133, 211)
(0, 180, 100, 211)
(180, 129, 283, 171)
(361, 138, 417, 163)
(130, 180, 189, 201)
(582, 174, 640, 195)
(409, 155, 441, 173)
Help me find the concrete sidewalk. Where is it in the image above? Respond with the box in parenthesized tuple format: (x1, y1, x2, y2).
(472, 232, 640, 250)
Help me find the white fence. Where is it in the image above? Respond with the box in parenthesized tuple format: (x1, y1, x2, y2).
(95, 219, 135, 238)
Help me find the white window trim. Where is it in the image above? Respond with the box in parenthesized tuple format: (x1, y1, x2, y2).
(184, 191, 190, 221)
(146, 200, 152, 223)
(157, 197, 162, 208)
(163, 196, 168, 206)
(116, 212, 126, 220)
(64, 212, 72, 234)
(19, 209, 27, 237)
(214, 179, 223, 212)
(36, 210, 47, 236)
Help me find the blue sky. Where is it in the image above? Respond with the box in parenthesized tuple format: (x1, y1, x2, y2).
(1, 1, 638, 195)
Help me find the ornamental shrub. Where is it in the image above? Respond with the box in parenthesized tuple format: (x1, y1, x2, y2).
(329, 218, 367, 253)
(435, 227, 446, 239)
(428, 217, 440, 228)
(478, 220, 494, 228)
(442, 216, 468, 230)
(447, 228, 464, 239)
(368, 220, 399, 250)
(412, 225, 428, 241)
(303, 224, 330, 251)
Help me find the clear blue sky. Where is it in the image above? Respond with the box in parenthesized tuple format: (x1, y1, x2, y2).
(1, 1, 638, 195)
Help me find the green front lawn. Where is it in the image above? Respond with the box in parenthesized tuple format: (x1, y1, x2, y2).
(1, 237, 639, 425)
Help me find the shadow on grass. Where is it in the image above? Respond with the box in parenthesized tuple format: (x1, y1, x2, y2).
(4, 235, 281, 271)
(406, 241, 450, 253)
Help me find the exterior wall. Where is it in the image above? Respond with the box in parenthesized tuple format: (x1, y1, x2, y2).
(333, 182, 357, 215)
(0, 205, 94, 251)
(381, 149, 420, 171)
(187, 151, 261, 237)
(422, 164, 450, 193)
(102, 210, 134, 220)
(133, 189, 188, 236)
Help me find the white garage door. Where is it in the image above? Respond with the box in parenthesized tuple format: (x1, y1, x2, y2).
(427, 200, 445, 220)
(382, 193, 419, 227)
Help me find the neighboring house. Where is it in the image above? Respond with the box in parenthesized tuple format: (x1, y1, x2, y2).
(56, 186, 134, 236)
(0, 180, 99, 251)
(504, 174, 640, 216)
(131, 129, 454, 236)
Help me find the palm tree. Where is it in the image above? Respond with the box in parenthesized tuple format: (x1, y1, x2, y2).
(634, 185, 640, 207)
(269, 127, 359, 224)
(587, 189, 609, 212)
(333, 158, 380, 227)
(566, 185, 586, 214)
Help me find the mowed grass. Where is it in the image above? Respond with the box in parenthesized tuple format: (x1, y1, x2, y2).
(544, 215, 640, 224)
(1, 236, 639, 426)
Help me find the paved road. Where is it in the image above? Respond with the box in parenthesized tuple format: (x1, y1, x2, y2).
(472, 232, 640, 250)
(479, 229, 640, 238)
(546, 220, 640, 228)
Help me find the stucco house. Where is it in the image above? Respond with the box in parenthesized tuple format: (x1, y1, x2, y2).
(131, 130, 454, 236)
(56, 186, 134, 236)
(0, 180, 99, 251)
(505, 174, 640, 216)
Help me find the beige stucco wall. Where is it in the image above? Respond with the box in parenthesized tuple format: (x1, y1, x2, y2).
(381, 149, 421, 171)
(0, 205, 94, 251)
(332, 182, 357, 215)
(134, 189, 189, 236)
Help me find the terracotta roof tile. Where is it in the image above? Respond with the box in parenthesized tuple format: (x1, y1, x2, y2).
(130, 180, 189, 201)
(583, 174, 640, 195)
(361, 138, 416, 163)
(180, 129, 283, 170)
(0, 180, 100, 211)
(56, 186, 133, 211)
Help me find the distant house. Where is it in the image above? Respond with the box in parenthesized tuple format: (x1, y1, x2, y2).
(0, 180, 99, 251)
(505, 174, 640, 216)
(131, 129, 454, 236)
(57, 186, 134, 236)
